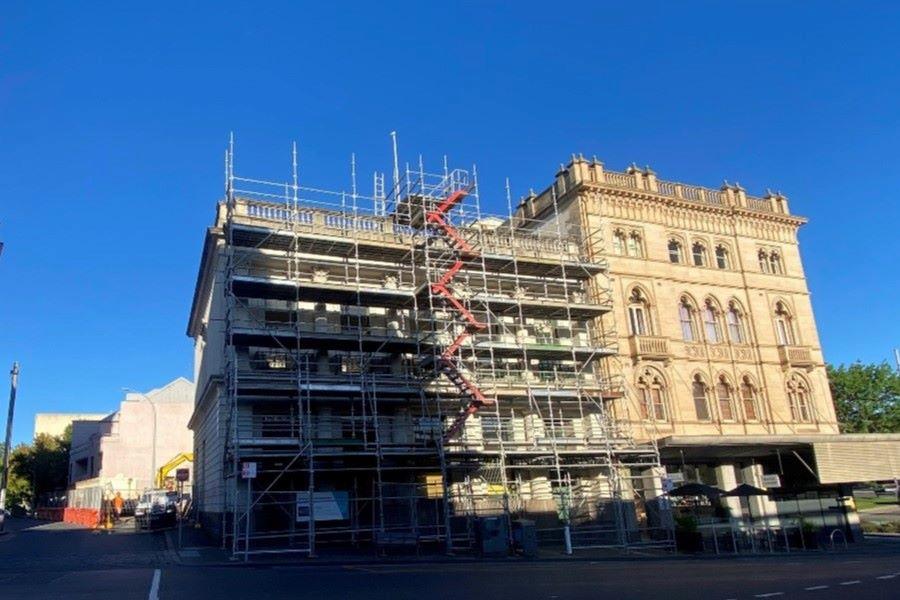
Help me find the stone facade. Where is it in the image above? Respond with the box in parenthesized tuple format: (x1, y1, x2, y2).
(524, 157, 838, 444)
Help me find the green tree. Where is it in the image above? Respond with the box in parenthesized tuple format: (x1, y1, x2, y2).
(828, 362, 900, 433)
(5, 433, 71, 512)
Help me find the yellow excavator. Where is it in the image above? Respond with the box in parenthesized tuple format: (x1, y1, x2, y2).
(155, 452, 193, 488)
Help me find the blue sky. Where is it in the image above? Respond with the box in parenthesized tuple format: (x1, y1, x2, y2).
(1, 3, 898, 444)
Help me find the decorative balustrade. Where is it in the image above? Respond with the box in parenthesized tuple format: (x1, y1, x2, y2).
(628, 335, 671, 361)
(778, 345, 814, 367)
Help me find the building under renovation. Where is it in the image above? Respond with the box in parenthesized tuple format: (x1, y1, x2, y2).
(187, 141, 670, 558)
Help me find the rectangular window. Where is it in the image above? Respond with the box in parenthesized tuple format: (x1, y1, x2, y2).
(651, 388, 666, 421)
(726, 311, 744, 344)
(741, 385, 758, 421)
(639, 389, 651, 420)
(680, 306, 695, 342)
(717, 385, 734, 421)
(692, 383, 710, 421)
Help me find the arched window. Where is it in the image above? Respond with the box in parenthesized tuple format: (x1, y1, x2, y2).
(702, 299, 723, 344)
(774, 301, 795, 345)
(692, 375, 711, 421)
(627, 288, 651, 336)
(626, 232, 643, 258)
(668, 239, 683, 264)
(612, 230, 626, 255)
(715, 245, 730, 269)
(740, 376, 759, 421)
(726, 301, 745, 344)
(692, 242, 708, 267)
(787, 373, 813, 422)
(636, 367, 668, 422)
(679, 297, 699, 342)
(716, 376, 736, 421)
(769, 252, 782, 274)
(758, 250, 770, 273)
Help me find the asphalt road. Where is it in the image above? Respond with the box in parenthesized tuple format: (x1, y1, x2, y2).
(1, 519, 898, 599)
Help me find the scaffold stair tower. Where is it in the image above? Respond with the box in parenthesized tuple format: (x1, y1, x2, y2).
(423, 187, 492, 441)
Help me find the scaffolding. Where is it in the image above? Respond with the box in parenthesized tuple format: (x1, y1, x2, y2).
(211, 138, 672, 559)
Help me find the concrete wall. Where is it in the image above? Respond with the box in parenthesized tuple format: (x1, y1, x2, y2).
(67, 377, 195, 496)
(34, 413, 108, 439)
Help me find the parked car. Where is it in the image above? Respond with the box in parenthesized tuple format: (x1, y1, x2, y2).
(134, 490, 178, 531)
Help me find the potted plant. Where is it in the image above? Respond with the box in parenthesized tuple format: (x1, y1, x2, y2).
(800, 519, 819, 549)
(675, 515, 703, 553)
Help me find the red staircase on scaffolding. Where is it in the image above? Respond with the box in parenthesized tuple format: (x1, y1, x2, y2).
(424, 188, 492, 441)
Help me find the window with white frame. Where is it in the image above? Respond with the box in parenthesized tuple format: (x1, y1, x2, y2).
(726, 301, 745, 344)
(769, 251, 783, 274)
(692, 242, 708, 267)
(627, 288, 651, 336)
(668, 239, 683, 263)
(626, 232, 643, 258)
(758, 250, 770, 273)
(679, 297, 699, 342)
(774, 301, 795, 345)
(612, 229, 626, 255)
(636, 367, 668, 422)
(787, 373, 813, 422)
(702, 299, 723, 344)
(715, 245, 730, 269)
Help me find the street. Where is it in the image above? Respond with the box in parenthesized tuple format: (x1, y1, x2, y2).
(0, 519, 898, 599)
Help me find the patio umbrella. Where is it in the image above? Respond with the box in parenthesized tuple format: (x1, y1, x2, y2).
(722, 483, 770, 497)
(667, 483, 725, 498)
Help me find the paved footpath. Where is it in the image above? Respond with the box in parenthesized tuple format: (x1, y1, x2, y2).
(1, 518, 899, 599)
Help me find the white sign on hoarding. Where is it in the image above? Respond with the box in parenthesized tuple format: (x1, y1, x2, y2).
(241, 462, 257, 479)
(762, 474, 781, 488)
(296, 491, 350, 522)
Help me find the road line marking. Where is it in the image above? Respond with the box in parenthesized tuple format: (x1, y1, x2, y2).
(148, 569, 161, 600)
(839, 580, 860, 586)
(804, 586, 828, 591)
(754, 594, 784, 598)
(876, 575, 897, 580)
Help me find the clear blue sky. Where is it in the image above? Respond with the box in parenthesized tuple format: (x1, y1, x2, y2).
(2, 3, 898, 444)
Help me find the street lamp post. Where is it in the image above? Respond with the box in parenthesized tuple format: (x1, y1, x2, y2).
(124, 388, 157, 490)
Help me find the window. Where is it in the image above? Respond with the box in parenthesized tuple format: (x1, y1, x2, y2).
(769, 252, 782, 275)
(758, 250, 770, 273)
(692, 242, 708, 267)
(612, 230, 626, 255)
(692, 376, 711, 421)
(668, 239, 683, 263)
(627, 288, 651, 336)
(636, 368, 668, 422)
(740, 376, 759, 421)
(716, 377, 736, 421)
(702, 300, 722, 344)
(774, 301, 795, 345)
(626, 232, 643, 258)
(787, 373, 813, 422)
(679, 297, 698, 342)
(726, 302, 745, 344)
(715, 245, 730, 269)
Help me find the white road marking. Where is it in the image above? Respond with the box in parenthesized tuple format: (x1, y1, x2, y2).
(876, 574, 897, 580)
(804, 586, 829, 591)
(838, 580, 860, 586)
(148, 569, 161, 600)
(754, 594, 784, 598)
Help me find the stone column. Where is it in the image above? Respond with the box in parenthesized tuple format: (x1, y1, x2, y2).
(642, 467, 674, 531)
(740, 464, 780, 526)
(714, 464, 743, 521)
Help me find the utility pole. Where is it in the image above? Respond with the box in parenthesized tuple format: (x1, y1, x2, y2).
(894, 348, 900, 373)
(0, 362, 19, 531)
